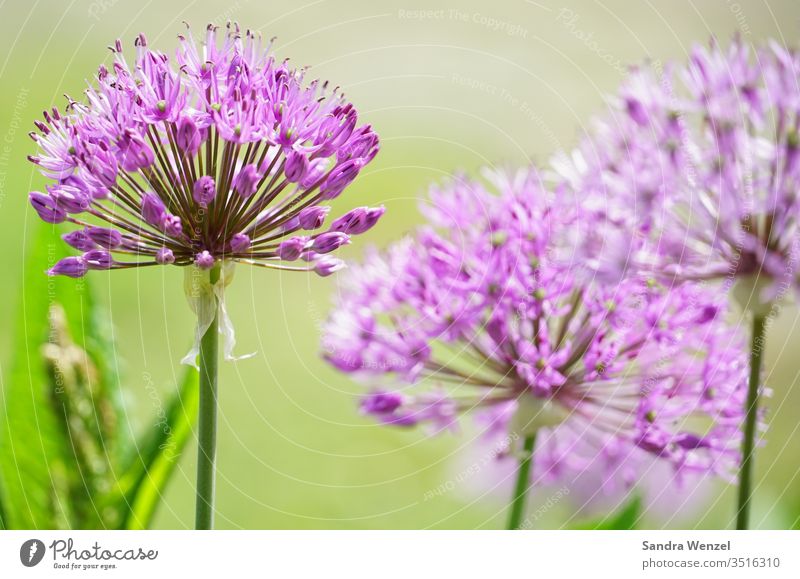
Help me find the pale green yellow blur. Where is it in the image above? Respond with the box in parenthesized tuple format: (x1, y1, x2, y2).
(1, 0, 799, 529)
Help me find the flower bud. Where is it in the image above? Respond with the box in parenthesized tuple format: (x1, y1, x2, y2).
(229, 233, 251, 253)
(313, 256, 346, 277)
(176, 115, 202, 155)
(83, 249, 113, 270)
(320, 159, 362, 200)
(233, 164, 261, 198)
(86, 226, 122, 249)
(30, 192, 66, 224)
(141, 192, 167, 227)
(312, 231, 350, 254)
(298, 205, 330, 230)
(193, 176, 217, 206)
(156, 247, 175, 265)
(284, 150, 308, 183)
(62, 230, 97, 251)
(278, 237, 308, 261)
(48, 256, 87, 278)
(195, 250, 215, 269)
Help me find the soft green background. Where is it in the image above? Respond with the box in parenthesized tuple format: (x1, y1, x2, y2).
(1, 0, 799, 528)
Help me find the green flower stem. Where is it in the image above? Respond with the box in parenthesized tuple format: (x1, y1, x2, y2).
(736, 313, 767, 530)
(195, 264, 221, 530)
(507, 434, 536, 530)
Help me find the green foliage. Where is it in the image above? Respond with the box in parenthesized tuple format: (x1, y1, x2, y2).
(120, 367, 198, 530)
(0, 223, 197, 529)
(575, 495, 642, 530)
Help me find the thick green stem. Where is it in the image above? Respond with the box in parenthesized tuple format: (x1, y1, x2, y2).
(195, 264, 220, 530)
(507, 434, 536, 530)
(736, 314, 766, 530)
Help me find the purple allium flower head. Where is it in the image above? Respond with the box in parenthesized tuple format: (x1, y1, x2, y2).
(552, 38, 800, 312)
(28, 24, 380, 278)
(323, 169, 754, 483)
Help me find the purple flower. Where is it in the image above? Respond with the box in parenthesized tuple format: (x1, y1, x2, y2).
(156, 247, 175, 265)
(83, 249, 113, 270)
(176, 115, 202, 155)
(323, 169, 752, 486)
(233, 164, 261, 199)
(330, 206, 385, 235)
(117, 130, 154, 172)
(62, 230, 97, 251)
(28, 25, 380, 278)
(312, 231, 350, 254)
(195, 250, 215, 269)
(361, 390, 404, 414)
(192, 176, 217, 206)
(29, 192, 66, 224)
(163, 215, 183, 237)
(229, 233, 251, 253)
(141, 192, 167, 228)
(284, 150, 308, 183)
(278, 237, 308, 261)
(320, 159, 363, 200)
(314, 256, 345, 277)
(49, 178, 91, 213)
(48, 256, 88, 278)
(553, 38, 800, 311)
(86, 227, 122, 249)
(298, 206, 330, 230)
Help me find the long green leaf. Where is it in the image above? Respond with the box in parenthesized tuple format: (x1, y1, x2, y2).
(0, 224, 92, 528)
(0, 223, 127, 528)
(575, 495, 642, 530)
(120, 366, 199, 529)
(0, 472, 7, 530)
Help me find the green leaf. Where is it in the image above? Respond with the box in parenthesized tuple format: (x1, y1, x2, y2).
(0, 223, 128, 529)
(0, 223, 94, 528)
(575, 495, 642, 530)
(120, 366, 199, 529)
(0, 474, 7, 530)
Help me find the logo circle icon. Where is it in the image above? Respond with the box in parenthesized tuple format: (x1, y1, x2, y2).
(19, 539, 46, 567)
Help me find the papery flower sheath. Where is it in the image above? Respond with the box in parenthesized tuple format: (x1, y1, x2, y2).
(28, 24, 381, 362)
(322, 169, 752, 485)
(551, 38, 800, 312)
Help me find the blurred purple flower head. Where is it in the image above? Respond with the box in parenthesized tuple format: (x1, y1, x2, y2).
(323, 168, 752, 485)
(29, 23, 382, 278)
(551, 38, 800, 311)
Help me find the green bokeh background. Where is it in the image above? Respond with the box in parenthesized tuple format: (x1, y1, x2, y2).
(1, 0, 799, 529)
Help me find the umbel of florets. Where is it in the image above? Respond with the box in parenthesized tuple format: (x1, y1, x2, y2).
(323, 169, 752, 486)
(29, 23, 382, 278)
(552, 38, 800, 312)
